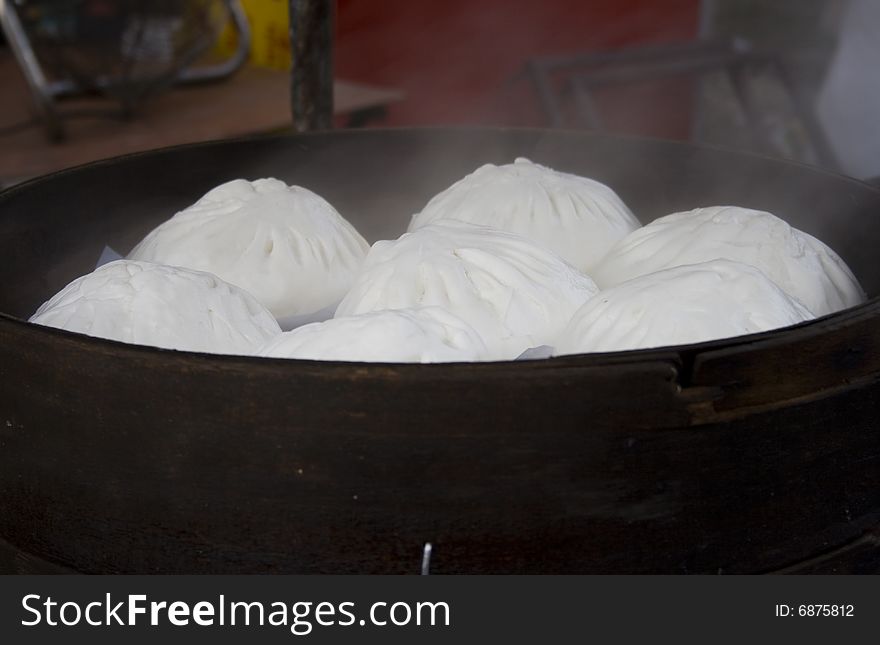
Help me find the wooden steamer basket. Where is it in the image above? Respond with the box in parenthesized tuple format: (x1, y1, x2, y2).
(0, 128, 878, 574)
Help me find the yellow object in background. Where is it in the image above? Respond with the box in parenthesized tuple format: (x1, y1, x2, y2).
(216, 0, 291, 70)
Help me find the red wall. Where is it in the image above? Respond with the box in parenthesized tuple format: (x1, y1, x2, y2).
(336, 0, 701, 130)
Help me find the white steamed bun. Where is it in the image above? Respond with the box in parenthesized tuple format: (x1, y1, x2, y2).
(555, 260, 815, 355)
(336, 219, 599, 359)
(29, 260, 281, 354)
(591, 206, 865, 317)
(257, 307, 489, 363)
(408, 157, 640, 272)
(127, 178, 370, 325)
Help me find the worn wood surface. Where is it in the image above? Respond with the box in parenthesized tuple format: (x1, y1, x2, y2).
(0, 129, 878, 573)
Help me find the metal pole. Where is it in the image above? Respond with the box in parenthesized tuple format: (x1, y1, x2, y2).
(289, 0, 334, 131)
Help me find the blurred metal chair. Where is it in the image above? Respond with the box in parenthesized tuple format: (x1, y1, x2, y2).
(526, 0, 840, 169)
(0, 0, 251, 140)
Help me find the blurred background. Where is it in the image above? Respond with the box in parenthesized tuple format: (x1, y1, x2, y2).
(1, 0, 878, 188)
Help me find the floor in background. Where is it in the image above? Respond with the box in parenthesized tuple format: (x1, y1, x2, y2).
(0, 50, 402, 186)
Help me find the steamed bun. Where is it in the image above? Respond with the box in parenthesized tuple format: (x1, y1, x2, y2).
(555, 260, 815, 355)
(257, 307, 489, 363)
(591, 206, 865, 316)
(336, 220, 599, 359)
(29, 260, 281, 354)
(128, 178, 370, 325)
(408, 158, 640, 272)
